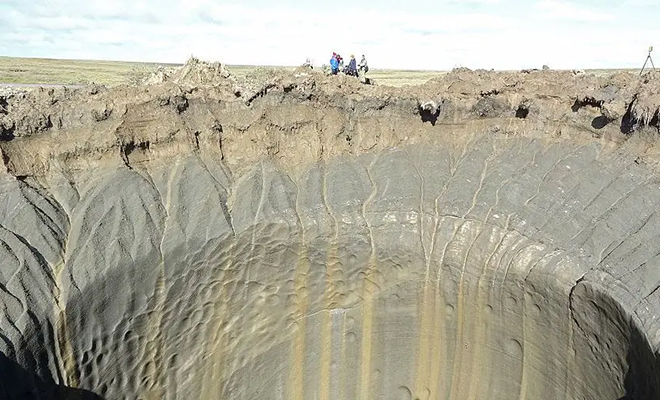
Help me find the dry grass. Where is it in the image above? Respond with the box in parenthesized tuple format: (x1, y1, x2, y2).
(0, 56, 179, 86)
(0, 56, 643, 87)
(0, 57, 449, 87)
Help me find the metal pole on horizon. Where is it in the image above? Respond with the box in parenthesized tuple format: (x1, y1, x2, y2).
(640, 45, 655, 76)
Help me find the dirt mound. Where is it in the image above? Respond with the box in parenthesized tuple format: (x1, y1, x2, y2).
(0, 86, 29, 98)
(141, 66, 172, 85)
(631, 70, 660, 124)
(1, 66, 660, 145)
(144, 57, 233, 87)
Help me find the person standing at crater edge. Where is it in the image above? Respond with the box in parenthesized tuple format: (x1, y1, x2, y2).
(347, 54, 358, 77)
(358, 54, 368, 74)
(330, 53, 339, 75)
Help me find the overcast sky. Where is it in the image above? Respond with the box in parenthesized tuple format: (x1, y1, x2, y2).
(0, 0, 658, 70)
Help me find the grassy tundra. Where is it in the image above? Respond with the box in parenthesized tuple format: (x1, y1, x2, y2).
(0, 56, 447, 87)
(0, 56, 637, 88)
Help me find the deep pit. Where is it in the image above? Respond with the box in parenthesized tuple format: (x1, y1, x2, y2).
(1, 62, 660, 399)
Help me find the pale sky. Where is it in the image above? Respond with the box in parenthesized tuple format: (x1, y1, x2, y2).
(0, 0, 658, 70)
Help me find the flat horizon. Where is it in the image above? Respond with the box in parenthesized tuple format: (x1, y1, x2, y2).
(0, 55, 643, 73)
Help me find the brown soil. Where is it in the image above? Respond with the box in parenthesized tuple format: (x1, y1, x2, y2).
(1, 58, 659, 180)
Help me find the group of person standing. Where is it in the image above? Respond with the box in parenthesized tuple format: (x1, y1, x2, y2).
(330, 53, 368, 77)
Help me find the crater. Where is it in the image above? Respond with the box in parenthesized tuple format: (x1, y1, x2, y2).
(1, 61, 660, 400)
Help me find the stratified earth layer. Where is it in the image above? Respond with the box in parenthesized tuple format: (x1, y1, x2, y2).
(1, 63, 660, 399)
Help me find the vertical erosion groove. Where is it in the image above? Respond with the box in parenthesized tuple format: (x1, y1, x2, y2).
(289, 174, 308, 400)
(358, 156, 379, 400)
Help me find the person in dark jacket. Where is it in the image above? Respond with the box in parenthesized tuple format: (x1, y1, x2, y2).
(330, 53, 339, 75)
(347, 54, 358, 77)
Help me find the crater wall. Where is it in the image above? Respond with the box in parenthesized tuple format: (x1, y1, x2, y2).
(1, 67, 660, 399)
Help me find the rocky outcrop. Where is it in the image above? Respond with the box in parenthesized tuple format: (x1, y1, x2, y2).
(1, 65, 660, 399)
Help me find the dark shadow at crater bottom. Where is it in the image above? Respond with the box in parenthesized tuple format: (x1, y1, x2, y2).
(0, 352, 104, 400)
(618, 320, 660, 400)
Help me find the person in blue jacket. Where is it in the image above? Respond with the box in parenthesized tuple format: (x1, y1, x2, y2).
(330, 53, 339, 75)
